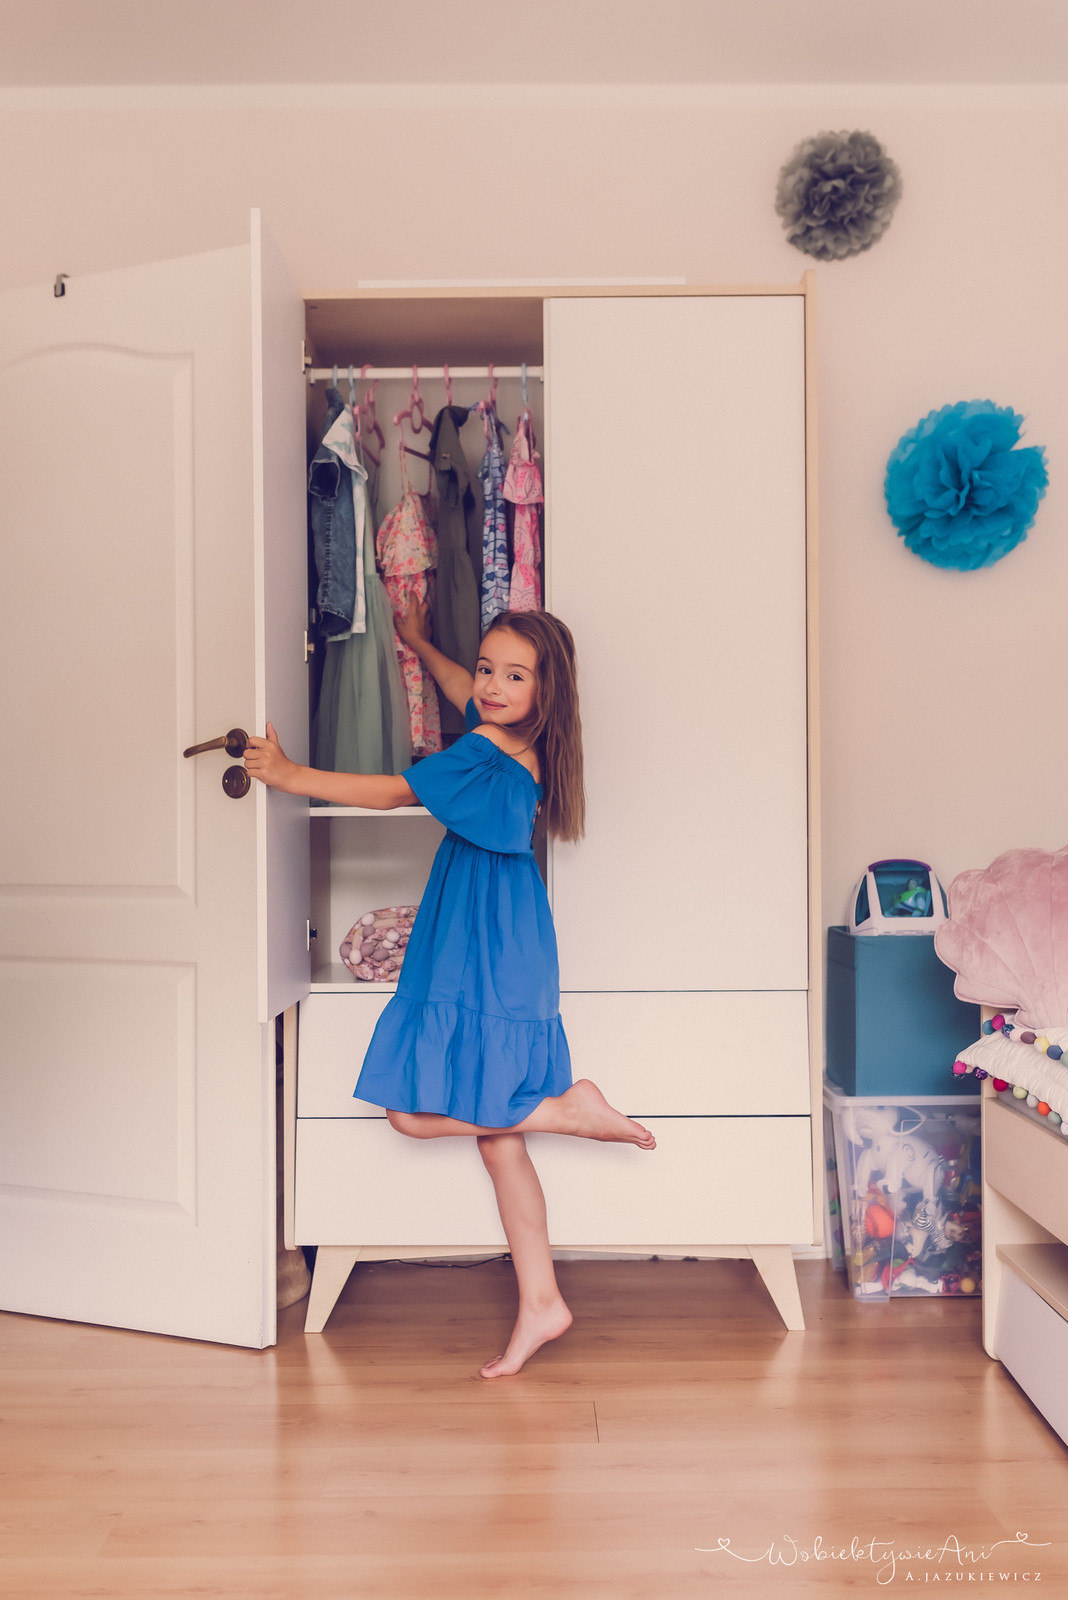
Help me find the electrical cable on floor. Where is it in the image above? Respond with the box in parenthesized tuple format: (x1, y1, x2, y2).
(393, 1254, 512, 1268)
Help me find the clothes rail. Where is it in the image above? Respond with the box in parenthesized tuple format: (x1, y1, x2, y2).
(307, 365, 543, 382)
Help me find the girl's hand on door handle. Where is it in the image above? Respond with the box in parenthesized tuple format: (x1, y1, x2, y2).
(243, 723, 300, 792)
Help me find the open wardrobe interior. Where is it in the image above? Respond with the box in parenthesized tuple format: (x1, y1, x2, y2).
(303, 296, 551, 967)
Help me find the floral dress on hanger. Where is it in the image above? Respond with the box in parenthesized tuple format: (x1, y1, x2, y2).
(376, 454, 442, 760)
(503, 410, 543, 611)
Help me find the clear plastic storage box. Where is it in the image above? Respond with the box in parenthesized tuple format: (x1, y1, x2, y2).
(823, 1081, 982, 1300)
(821, 1095, 845, 1274)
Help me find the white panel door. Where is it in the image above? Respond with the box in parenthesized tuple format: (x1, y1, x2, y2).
(0, 213, 308, 1347)
(545, 295, 808, 993)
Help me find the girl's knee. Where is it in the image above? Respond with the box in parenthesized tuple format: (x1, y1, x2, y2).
(477, 1131, 525, 1168)
(387, 1108, 425, 1138)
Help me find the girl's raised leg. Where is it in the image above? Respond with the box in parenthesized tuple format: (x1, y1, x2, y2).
(475, 1132, 572, 1378)
(387, 1078, 656, 1148)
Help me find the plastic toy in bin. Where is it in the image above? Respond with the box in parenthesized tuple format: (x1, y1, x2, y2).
(824, 1083, 982, 1300)
(849, 858, 948, 936)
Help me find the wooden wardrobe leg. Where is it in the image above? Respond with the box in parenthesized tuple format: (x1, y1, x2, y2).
(749, 1244, 805, 1331)
(304, 1245, 362, 1334)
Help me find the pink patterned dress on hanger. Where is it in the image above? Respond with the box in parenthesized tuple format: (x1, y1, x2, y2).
(376, 481, 442, 759)
(503, 411, 543, 611)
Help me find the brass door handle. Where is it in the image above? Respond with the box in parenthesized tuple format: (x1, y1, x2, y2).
(183, 728, 249, 759)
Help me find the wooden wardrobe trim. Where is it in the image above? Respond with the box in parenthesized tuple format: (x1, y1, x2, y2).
(802, 268, 823, 1244)
(305, 282, 809, 302)
(282, 1004, 298, 1253)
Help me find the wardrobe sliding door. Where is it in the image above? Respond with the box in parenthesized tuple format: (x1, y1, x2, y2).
(545, 294, 808, 994)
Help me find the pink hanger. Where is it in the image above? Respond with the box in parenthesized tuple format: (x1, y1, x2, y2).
(476, 398, 494, 444)
(393, 366, 433, 479)
(516, 364, 533, 435)
(393, 366, 433, 437)
(474, 365, 497, 443)
(357, 365, 385, 457)
(349, 365, 381, 469)
(475, 364, 511, 440)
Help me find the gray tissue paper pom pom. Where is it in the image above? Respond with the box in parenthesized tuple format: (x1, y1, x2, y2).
(776, 130, 902, 261)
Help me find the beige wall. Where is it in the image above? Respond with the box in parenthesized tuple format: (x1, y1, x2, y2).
(3, 83, 1066, 928)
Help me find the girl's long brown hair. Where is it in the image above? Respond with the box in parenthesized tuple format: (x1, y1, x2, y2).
(480, 610, 586, 842)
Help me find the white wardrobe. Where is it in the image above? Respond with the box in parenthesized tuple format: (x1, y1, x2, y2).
(291, 283, 821, 1334)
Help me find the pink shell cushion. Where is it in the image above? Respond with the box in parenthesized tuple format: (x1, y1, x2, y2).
(340, 906, 418, 983)
(934, 846, 1068, 1029)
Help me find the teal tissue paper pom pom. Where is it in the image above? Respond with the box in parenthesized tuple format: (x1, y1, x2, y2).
(884, 400, 1048, 570)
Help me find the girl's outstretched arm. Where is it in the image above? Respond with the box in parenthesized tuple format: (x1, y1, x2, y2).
(243, 724, 417, 808)
(395, 596, 474, 713)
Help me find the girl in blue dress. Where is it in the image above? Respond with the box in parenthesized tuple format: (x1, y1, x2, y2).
(244, 605, 656, 1377)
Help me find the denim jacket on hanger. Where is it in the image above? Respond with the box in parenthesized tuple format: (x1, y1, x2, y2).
(308, 387, 358, 637)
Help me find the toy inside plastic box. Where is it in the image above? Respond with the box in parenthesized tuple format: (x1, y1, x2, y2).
(849, 858, 948, 936)
(823, 1081, 982, 1300)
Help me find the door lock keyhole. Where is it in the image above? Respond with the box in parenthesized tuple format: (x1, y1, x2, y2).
(222, 766, 251, 799)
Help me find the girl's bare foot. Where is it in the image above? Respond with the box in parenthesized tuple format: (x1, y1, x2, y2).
(479, 1297, 573, 1378)
(553, 1079, 657, 1148)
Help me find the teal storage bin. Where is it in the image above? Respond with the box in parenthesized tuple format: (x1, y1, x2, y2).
(825, 925, 978, 1096)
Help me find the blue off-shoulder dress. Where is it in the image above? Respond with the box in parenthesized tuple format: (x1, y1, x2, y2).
(353, 697, 573, 1127)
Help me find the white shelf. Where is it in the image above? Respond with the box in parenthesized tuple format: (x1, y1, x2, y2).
(310, 962, 398, 993)
(996, 1242, 1068, 1323)
(309, 805, 431, 818)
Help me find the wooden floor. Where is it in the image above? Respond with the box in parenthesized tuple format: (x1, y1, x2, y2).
(1, 1257, 1066, 1598)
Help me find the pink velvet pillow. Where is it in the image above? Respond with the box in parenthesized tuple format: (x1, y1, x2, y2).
(935, 846, 1068, 1029)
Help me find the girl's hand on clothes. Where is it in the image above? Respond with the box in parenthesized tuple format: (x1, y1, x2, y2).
(243, 723, 299, 792)
(394, 595, 431, 650)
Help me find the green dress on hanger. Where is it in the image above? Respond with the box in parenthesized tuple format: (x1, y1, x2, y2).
(312, 438, 413, 777)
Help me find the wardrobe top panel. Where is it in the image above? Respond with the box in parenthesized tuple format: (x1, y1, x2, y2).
(303, 279, 811, 367)
(305, 296, 545, 367)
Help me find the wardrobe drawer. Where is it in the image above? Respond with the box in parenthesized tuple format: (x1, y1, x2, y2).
(294, 1115, 814, 1246)
(295, 1119, 505, 1244)
(299, 989, 812, 1120)
(298, 993, 394, 1118)
(558, 990, 810, 1115)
